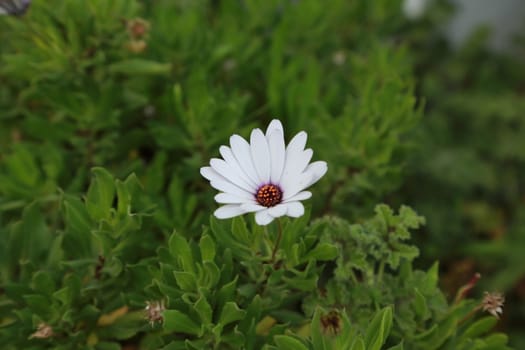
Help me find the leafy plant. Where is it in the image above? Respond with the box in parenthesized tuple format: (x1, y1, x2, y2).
(0, 0, 518, 349)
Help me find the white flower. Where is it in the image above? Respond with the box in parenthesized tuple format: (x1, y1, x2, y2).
(200, 119, 327, 225)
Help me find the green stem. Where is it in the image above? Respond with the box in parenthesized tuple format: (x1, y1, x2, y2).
(271, 219, 283, 263)
(458, 305, 482, 325)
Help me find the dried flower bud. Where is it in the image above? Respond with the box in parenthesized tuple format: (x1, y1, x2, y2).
(320, 310, 342, 336)
(482, 292, 505, 319)
(127, 18, 150, 39)
(145, 300, 165, 326)
(29, 323, 53, 339)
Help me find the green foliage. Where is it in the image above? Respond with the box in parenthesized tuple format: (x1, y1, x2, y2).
(0, 0, 517, 349)
(393, 0, 525, 346)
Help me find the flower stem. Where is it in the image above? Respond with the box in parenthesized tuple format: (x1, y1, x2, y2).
(458, 305, 482, 325)
(271, 219, 283, 263)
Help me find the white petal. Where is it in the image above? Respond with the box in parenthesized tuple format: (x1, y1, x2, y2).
(287, 131, 308, 152)
(230, 134, 261, 186)
(219, 145, 258, 188)
(281, 172, 313, 201)
(267, 127, 286, 184)
(214, 205, 245, 219)
(268, 204, 287, 218)
(265, 119, 284, 136)
(250, 128, 271, 183)
(279, 131, 307, 184)
(210, 158, 255, 192)
(200, 166, 225, 183)
(255, 210, 274, 225)
(279, 149, 313, 191)
(285, 202, 305, 218)
(210, 180, 253, 200)
(293, 149, 313, 173)
(215, 193, 254, 204)
(240, 203, 266, 213)
(304, 161, 328, 187)
(284, 191, 312, 202)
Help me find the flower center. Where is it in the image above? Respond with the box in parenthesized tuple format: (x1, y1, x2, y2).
(256, 184, 283, 207)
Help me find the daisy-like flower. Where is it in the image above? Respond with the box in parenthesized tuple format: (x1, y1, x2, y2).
(200, 119, 327, 225)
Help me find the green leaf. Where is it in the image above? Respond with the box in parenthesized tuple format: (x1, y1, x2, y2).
(31, 271, 55, 296)
(52, 274, 81, 306)
(302, 243, 338, 262)
(63, 195, 92, 233)
(62, 195, 93, 257)
(281, 210, 310, 254)
(399, 205, 425, 229)
(413, 288, 429, 319)
(335, 311, 357, 349)
(163, 310, 201, 336)
(216, 276, 238, 314)
(282, 275, 318, 292)
(273, 335, 308, 350)
(350, 338, 365, 350)
(169, 233, 194, 273)
(115, 179, 131, 217)
(220, 327, 246, 348)
(219, 302, 246, 327)
(461, 317, 497, 340)
(424, 262, 439, 292)
(414, 315, 458, 350)
(199, 234, 216, 262)
(200, 261, 220, 289)
(23, 294, 53, 318)
(364, 306, 393, 350)
(9, 202, 50, 266)
(194, 294, 213, 325)
(210, 216, 252, 260)
(311, 308, 329, 350)
(4, 144, 39, 188)
(238, 295, 262, 348)
(85, 167, 115, 221)
(231, 216, 251, 245)
(483, 333, 509, 346)
(174, 271, 197, 292)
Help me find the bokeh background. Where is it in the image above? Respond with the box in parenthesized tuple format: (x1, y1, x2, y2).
(397, 1, 525, 347)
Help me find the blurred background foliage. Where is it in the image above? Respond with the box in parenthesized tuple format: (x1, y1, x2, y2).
(394, 1, 525, 347)
(0, 0, 523, 348)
